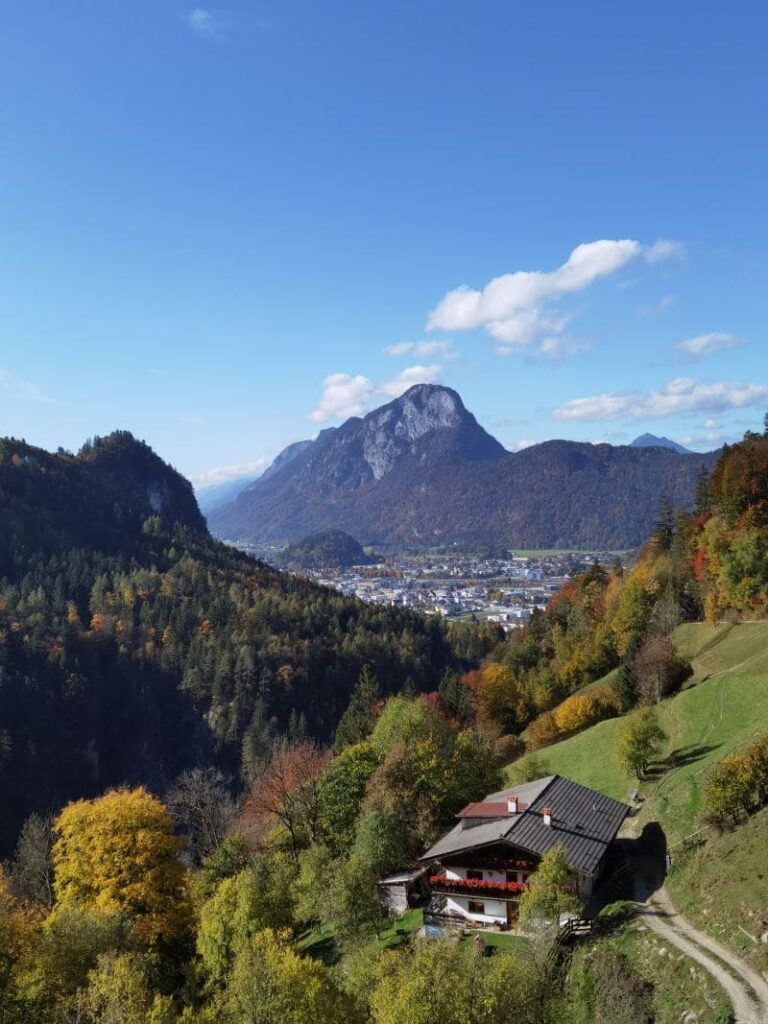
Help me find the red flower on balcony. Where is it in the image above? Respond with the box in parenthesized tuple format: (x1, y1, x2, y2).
(428, 874, 528, 894)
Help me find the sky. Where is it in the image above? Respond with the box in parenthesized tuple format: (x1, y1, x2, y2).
(1, 1, 766, 489)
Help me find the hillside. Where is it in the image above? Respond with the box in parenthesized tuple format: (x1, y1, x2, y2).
(510, 622, 768, 839)
(508, 621, 768, 968)
(278, 530, 373, 570)
(208, 384, 714, 551)
(0, 432, 464, 854)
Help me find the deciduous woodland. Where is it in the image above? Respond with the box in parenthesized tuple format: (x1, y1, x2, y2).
(1, 423, 767, 1022)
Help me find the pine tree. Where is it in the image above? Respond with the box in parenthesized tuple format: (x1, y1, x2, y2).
(334, 666, 380, 750)
(614, 660, 637, 712)
(653, 491, 675, 551)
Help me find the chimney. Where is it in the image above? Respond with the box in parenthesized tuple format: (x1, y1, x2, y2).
(542, 807, 552, 827)
(507, 795, 519, 814)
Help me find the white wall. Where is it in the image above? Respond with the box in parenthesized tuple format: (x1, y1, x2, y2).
(445, 895, 507, 926)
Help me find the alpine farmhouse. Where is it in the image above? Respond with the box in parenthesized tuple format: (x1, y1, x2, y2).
(419, 775, 629, 929)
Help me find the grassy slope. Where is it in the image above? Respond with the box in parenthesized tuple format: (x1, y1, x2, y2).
(667, 806, 768, 969)
(566, 920, 733, 1024)
(508, 622, 768, 843)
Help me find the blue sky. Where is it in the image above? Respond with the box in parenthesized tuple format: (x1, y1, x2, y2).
(1, 1, 766, 487)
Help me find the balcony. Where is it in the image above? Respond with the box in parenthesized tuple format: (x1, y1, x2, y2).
(428, 874, 527, 899)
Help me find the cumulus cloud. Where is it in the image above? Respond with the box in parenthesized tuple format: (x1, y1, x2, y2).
(426, 238, 681, 355)
(308, 373, 376, 422)
(673, 332, 747, 359)
(384, 340, 457, 359)
(552, 378, 768, 422)
(309, 364, 445, 422)
(188, 8, 229, 40)
(379, 363, 441, 398)
(194, 456, 272, 489)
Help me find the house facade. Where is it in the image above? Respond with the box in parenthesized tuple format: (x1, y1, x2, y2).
(420, 775, 628, 929)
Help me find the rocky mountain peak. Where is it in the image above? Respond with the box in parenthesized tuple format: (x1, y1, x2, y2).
(359, 385, 487, 479)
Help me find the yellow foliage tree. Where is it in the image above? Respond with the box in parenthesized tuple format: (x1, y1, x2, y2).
(51, 788, 191, 946)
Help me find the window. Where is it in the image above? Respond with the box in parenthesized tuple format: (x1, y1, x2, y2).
(505, 871, 518, 883)
(467, 870, 483, 881)
(467, 900, 485, 915)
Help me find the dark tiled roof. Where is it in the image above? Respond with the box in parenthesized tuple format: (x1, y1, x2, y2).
(420, 775, 628, 876)
(508, 775, 629, 875)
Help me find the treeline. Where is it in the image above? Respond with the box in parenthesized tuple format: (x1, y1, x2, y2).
(463, 421, 768, 757)
(0, 432, 497, 853)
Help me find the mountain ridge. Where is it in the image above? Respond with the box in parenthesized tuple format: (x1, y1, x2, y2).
(208, 385, 717, 550)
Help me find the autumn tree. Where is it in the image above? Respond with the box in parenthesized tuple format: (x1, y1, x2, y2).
(218, 929, 359, 1024)
(197, 855, 296, 986)
(241, 740, 331, 857)
(632, 636, 691, 704)
(51, 787, 191, 947)
(77, 952, 174, 1024)
(613, 708, 667, 779)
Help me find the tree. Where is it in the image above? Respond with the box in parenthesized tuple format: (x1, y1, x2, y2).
(632, 636, 692, 704)
(51, 788, 191, 947)
(369, 696, 451, 757)
(241, 740, 331, 857)
(9, 812, 54, 907)
(518, 845, 579, 930)
(167, 768, 237, 866)
(198, 855, 296, 986)
(219, 929, 359, 1024)
(318, 743, 380, 856)
(335, 666, 381, 749)
(613, 659, 637, 712)
(438, 669, 474, 724)
(78, 952, 174, 1024)
(613, 708, 667, 779)
(653, 491, 675, 552)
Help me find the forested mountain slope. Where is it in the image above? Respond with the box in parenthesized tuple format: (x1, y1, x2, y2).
(0, 431, 467, 852)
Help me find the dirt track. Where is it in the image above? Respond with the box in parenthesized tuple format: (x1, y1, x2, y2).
(638, 887, 768, 1024)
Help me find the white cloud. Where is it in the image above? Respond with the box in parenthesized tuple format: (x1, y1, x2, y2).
(379, 363, 441, 398)
(194, 456, 271, 489)
(507, 438, 537, 452)
(553, 378, 768, 422)
(674, 332, 747, 359)
(0, 368, 56, 404)
(384, 340, 457, 359)
(426, 238, 681, 356)
(308, 364, 445, 422)
(308, 373, 375, 423)
(188, 8, 229, 40)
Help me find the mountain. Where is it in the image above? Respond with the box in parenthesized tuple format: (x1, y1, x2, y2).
(208, 385, 716, 551)
(278, 530, 374, 570)
(197, 440, 316, 515)
(0, 429, 462, 852)
(630, 432, 694, 455)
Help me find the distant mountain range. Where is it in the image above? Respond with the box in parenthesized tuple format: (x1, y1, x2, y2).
(206, 385, 716, 551)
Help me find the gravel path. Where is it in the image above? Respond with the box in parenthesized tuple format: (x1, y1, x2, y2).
(638, 887, 768, 1024)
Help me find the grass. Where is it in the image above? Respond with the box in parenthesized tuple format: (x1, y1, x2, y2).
(667, 805, 768, 971)
(508, 622, 768, 843)
(566, 919, 733, 1024)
